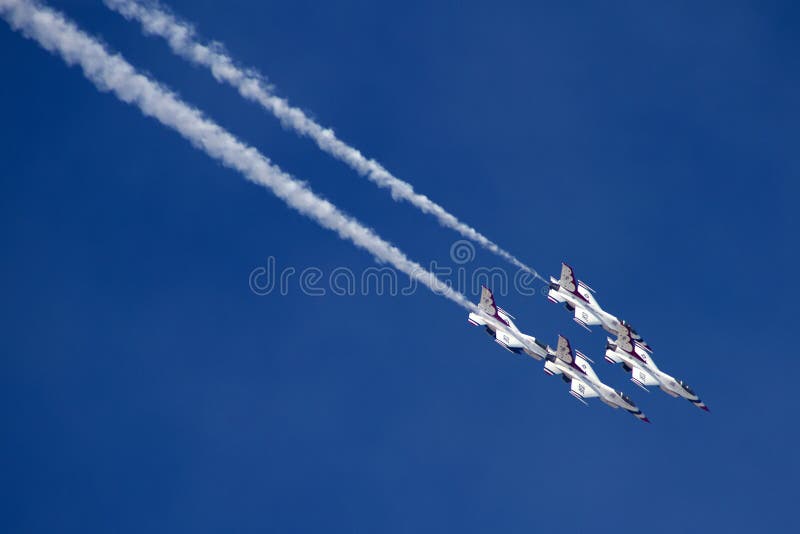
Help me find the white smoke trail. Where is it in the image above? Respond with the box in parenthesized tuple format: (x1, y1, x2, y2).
(0, 0, 479, 312)
(103, 0, 545, 282)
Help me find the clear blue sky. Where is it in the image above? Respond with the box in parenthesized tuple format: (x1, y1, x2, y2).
(1, 1, 797, 532)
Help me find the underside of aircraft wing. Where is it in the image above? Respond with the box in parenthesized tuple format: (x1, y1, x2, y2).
(495, 329, 524, 353)
(570, 378, 599, 402)
(574, 306, 601, 329)
(631, 367, 660, 389)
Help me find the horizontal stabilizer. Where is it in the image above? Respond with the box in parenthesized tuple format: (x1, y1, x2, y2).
(604, 344, 623, 364)
(497, 307, 515, 320)
(543, 360, 562, 376)
(467, 312, 486, 327)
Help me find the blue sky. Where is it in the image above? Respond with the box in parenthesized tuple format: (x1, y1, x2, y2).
(1, 1, 797, 532)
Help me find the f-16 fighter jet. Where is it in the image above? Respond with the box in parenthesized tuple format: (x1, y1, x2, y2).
(605, 324, 709, 412)
(468, 286, 549, 360)
(544, 335, 650, 423)
(547, 262, 651, 350)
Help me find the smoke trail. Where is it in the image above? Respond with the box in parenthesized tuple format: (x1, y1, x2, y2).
(0, 0, 479, 313)
(103, 0, 545, 282)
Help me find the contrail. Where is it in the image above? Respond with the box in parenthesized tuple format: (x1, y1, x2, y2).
(103, 0, 546, 282)
(0, 0, 479, 313)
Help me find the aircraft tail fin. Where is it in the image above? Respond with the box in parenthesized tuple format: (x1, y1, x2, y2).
(621, 320, 652, 352)
(613, 323, 637, 356)
(553, 335, 596, 379)
(553, 335, 574, 364)
(558, 263, 578, 294)
(477, 285, 509, 327)
(557, 262, 599, 306)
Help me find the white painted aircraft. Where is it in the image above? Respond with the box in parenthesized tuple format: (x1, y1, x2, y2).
(544, 335, 650, 423)
(547, 262, 651, 350)
(605, 324, 709, 412)
(468, 286, 549, 360)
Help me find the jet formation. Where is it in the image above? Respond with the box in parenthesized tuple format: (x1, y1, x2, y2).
(468, 263, 709, 423)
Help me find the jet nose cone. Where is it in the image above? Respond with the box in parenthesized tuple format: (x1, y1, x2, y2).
(630, 410, 650, 423)
(692, 399, 711, 412)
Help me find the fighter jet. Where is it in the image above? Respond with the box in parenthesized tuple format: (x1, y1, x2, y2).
(547, 262, 651, 350)
(468, 286, 549, 360)
(605, 324, 709, 412)
(544, 335, 650, 423)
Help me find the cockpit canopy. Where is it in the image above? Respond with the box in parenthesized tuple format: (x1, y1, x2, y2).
(678, 380, 695, 395)
(617, 391, 634, 405)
